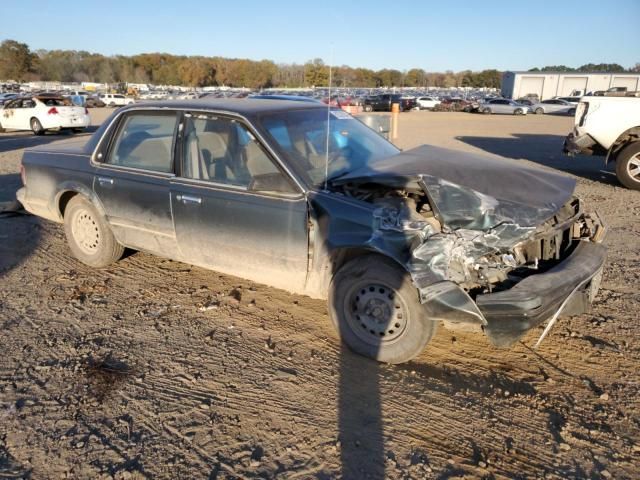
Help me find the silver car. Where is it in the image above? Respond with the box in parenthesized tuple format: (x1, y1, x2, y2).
(531, 99, 576, 115)
(481, 99, 529, 115)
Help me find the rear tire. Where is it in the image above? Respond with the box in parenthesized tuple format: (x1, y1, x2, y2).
(568, 108, 576, 116)
(514, 108, 523, 115)
(364, 104, 373, 112)
(329, 254, 437, 364)
(63, 196, 124, 268)
(483, 107, 492, 114)
(615, 142, 640, 190)
(535, 108, 544, 115)
(30, 117, 44, 135)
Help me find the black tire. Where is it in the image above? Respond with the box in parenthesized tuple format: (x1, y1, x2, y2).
(63, 196, 124, 268)
(30, 117, 44, 135)
(483, 107, 492, 114)
(328, 254, 437, 364)
(514, 108, 523, 115)
(109, 102, 116, 107)
(615, 142, 640, 190)
(535, 107, 544, 115)
(364, 104, 373, 112)
(568, 108, 576, 116)
(0, 120, 5, 133)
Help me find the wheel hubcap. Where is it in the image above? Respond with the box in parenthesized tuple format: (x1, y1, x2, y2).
(627, 154, 640, 181)
(346, 283, 408, 344)
(72, 209, 100, 254)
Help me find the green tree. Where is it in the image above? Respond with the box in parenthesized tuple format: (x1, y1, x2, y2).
(0, 40, 35, 81)
(304, 58, 329, 87)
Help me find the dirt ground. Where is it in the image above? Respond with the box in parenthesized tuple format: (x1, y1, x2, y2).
(0, 108, 638, 479)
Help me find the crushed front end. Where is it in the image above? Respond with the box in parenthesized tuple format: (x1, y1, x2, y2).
(330, 145, 607, 347)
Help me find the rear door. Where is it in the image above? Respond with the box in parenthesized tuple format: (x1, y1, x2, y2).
(170, 112, 309, 291)
(93, 110, 181, 257)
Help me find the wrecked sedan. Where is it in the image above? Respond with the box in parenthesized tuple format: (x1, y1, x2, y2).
(17, 99, 606, 364)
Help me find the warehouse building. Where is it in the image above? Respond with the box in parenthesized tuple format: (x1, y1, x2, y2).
(501, 71, 640, 100)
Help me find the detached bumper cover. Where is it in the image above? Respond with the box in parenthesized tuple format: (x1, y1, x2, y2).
(476, 241, 606, 347)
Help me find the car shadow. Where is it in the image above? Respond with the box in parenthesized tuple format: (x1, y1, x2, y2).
(456, 134, 618, 186)
(0, 126, 98, 154)
(0, 173, 41, 286)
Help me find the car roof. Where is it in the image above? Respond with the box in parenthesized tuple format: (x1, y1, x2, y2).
(122, 98, 329, 116)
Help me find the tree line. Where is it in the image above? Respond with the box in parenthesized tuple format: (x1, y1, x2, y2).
(1, 39, 638, 89)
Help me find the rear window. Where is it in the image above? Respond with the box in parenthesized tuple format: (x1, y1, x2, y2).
(38, 97, 72, 107)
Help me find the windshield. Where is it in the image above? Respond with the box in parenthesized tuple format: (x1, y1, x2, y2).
(258, 108, 399, 187)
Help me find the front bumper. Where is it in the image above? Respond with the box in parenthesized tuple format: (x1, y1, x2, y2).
(476, 241, 606, 347)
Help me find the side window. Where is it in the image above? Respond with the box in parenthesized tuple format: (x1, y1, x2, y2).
(181, 115, 296, 194)
(5, 99, 20, 109)
(107, 112, 177, 173)
(23, 99, 36, 108)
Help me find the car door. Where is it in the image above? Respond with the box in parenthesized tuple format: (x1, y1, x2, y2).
(1, 98, 22, 129)
(92, 110, 181, 258)
(170, 112, 309, 292)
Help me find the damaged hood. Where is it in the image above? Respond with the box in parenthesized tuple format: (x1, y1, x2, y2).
(332, 144, 576, 230)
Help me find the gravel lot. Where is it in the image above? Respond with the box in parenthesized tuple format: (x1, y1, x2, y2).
(1, 108, 638, 479)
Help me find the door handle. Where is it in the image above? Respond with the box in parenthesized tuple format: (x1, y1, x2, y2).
(176, 194, 202, 205)
(98, 176, 114, 186)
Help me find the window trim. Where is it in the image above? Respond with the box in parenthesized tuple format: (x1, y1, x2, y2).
(90, 106, 307, 194)
(102, 110, 181, 175)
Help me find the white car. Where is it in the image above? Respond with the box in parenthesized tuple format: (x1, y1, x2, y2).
(564, 97, 640, 190)
(531, 99, 576, 115)
(0, 95, 90, 135)
(416, 96, 441, 110)
(99, 94, 135, 107)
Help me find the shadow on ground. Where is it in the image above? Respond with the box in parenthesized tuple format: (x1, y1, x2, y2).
(456, 133, 618, 186)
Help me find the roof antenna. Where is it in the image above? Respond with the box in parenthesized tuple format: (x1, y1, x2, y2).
(323, 46, 334, 192)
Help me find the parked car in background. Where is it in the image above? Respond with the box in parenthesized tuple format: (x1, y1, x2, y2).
(99, 94, 135, 107)
(440, 97, 475, 112)
(515, 98, 535, 107)
(555, 96, 582, 105)
(480, 99, 529, 115)
(85, 96, 106, 108)
(363, 94, 416, 112)
(0, 93, 19, 106)
(416, 96, 441, 110)
(531, 99, 576, 115)
(564, 97, 640, 190)
(0, 95, 90, 134)
(17, 99, 606, 364)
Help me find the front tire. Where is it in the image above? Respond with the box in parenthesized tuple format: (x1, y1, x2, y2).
(568, 108, 576, 116)
(514, 108, 523, 115)
(535, 107, 544, 115)
(483, 107, 492, 114)
(364, 104, 373, 112)
(615, 142, 640, 190)
(329, 255, 437, 364)
(63, 196, 124, 267)
(31, 117, 44, 135)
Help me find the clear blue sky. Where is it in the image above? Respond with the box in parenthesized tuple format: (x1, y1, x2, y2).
(3, 0, 639, 71)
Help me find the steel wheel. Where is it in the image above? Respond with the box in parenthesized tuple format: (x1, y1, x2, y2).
(70, 207, 101, 254)
(329, 254, 437, 363)
(345, 282, 410, 346)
